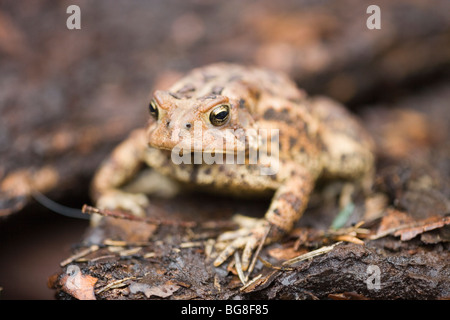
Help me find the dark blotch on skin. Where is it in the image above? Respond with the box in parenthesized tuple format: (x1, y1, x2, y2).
(262, 107, 293, 124)
(263, 108, 277, 120)
(340, 154, 351, 163)
(198, 94, 217, 101)
(289, 136, 297, 149)
(177, 84, 196, 94)
(211, 86, 224, 95)
(280, 108, 290, 115)
(279, 192, 303, 212)
(303, 122, 309, 134)
(169, 92, 182, 99)
(202, 73, 217, 82)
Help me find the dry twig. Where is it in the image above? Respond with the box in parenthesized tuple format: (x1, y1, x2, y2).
(82, 204, 197, 227)
(60, 245, 100, 267)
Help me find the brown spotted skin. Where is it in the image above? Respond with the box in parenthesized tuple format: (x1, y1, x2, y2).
(91, 63, 375, 269)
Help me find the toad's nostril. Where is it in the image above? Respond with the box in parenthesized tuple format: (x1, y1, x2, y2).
(185, 122, 192, 129)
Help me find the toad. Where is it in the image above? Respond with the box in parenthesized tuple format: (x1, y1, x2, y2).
(91, 63, 375, 270)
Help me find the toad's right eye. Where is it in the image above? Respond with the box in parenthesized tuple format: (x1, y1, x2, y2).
(209, 104, 230, 126)
(149, 100, 159, 120)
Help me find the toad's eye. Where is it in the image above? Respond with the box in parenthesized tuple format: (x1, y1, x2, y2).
(209, 104, 230, 126)
(148, 100, 159, 120)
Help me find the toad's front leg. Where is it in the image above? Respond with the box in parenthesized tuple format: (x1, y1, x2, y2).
(213, 168, 315, 270)
(91, 129, 150, 217)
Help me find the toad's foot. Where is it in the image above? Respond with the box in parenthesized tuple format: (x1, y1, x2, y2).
(213, 216, 275, 270)
(95, 190, 149, 223)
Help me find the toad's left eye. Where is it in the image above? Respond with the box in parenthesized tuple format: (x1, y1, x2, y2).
(148, 100, 159, 120)
(209, 104, 230, 126)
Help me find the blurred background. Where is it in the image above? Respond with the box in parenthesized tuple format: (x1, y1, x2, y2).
(0, 0, 449, 299)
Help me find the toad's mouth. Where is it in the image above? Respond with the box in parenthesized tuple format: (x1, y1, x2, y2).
(150, 144, 278, 174)
(148, 136, 278, 172)
(149, 143, 247, 155)
(147, 133, 250, 155)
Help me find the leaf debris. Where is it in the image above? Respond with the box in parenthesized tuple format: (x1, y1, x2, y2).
(96, 276, 138, 295)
